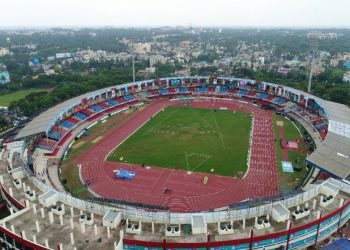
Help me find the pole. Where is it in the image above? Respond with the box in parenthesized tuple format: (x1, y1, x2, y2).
(307, 53, 314, 93)
(132, 56, 135, 83)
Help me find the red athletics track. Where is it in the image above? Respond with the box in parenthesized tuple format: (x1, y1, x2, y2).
(78, 98, 279, 212)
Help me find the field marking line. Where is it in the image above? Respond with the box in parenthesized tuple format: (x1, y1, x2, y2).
(189, 107, 220, 141)
(104, 102, 166, 161)
(142, 108, 179, 136)
(191, 154, 212, 172)
(184, 152, 190, 171)
(211, 110, 225, 148)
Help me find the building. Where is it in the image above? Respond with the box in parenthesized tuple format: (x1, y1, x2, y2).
(0, 63, 10, 84)
(150, 55, 169, 67)
(133, 43, 151, 54)
(0, 47, 10, 57)
(343, 71, 350, 83)
(277, 66, 290, 74)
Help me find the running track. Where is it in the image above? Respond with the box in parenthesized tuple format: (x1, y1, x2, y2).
(78, 98, 279, 212)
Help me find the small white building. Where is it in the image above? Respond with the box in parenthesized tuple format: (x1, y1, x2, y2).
(191, 215, 207, 235)
(102, 210, 121, 229)
(38, 190, 59, 207)
(271, 202, 290, 223)
(343, 71, 350, 83)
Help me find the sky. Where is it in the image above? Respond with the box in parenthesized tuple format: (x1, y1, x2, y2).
(1, 0, 350, 28)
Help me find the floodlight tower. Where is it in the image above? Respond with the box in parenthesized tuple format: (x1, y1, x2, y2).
(307, 36, 318, 93)
(132, 55, 136, 83)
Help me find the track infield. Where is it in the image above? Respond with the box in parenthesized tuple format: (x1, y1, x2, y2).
(77, 99, 279, 212)
(107, 106, 251, 177)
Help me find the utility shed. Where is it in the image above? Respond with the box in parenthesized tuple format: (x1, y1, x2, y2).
(271, 202, 290, 223)
(191, 215, 207, 235)
(38, 190, 59, 207)
(103, 210, 121, 229)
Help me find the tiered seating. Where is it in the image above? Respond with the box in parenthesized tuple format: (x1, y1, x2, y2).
(123, 95, 134, 101)
(187, 87, 196, 92)
(106, 99, 118, 106)
(48, 132, 61, 140)
(60, 120, 74, 129)
(37, 138, 57, 151)
(314, 121, 328, 131)
(198, 86, 207, 92)
(66, 117, 79, 124)
(256, 93, 268, 99)
(219, 86, 228, 93)
(228, 88, 238, 94)
(272, 97, 287, 105)
(48, 125, 66, 140)
(98, 102, 110, 108)
(167, 88, 177, 93)
(81, 109, 94, 116)
(178, 87, 188, 93)
(207, 87, 216, 92)
(51, 126, 66, 136)
(90, 104, 104, 112)
(238, 89, 248, 95)
(74, 112, 88, 120)
(116, 97, 126, 103)
(247, 91, 258, 97)
(148, 89, 159, 96)
(310, 115, 324, 123)
(265, 95, 276, 101)
(159, 89, 169, 95)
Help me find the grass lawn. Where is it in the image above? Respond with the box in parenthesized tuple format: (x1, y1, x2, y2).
(108, 106, 252, 177)
(0, 88, 48, 107)
(272, 113, 310, 191)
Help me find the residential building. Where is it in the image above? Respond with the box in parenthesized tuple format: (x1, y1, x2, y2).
(0, 64, 10, 84)
(0, 48, 10, 57)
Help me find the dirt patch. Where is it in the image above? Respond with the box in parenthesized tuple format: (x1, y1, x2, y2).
(276, 120, 284, 126)
(72, 141, 85, 149)
(92, 136, 103, 144)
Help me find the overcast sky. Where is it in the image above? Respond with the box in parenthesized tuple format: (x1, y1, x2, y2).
(1, 0, 349, 28)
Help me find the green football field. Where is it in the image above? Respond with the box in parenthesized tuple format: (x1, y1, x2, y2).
(0, 88, 48, 107)
(108, 106, 252, 177)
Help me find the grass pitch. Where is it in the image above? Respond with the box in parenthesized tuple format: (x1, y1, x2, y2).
(0, 88, 49, 107)
(108, 106, 251, 177)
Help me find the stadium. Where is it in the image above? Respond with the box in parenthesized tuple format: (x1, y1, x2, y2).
(1, 76, 350, 249)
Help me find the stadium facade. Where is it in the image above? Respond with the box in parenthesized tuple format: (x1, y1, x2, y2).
(1, 76, 350, 249)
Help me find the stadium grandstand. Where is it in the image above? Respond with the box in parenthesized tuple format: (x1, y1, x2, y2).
(1, 76, 350, 249)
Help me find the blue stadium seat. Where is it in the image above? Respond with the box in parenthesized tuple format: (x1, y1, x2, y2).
(238, 89, 248, 95)
(198, 86, 207, 92)
(48, 132, 61, 141)
(90, 104, 104, 112)
(159, 89, 169, 95)
(74, 112, 88, 120)
(123, 95, 134, 101)
(60, 120, 73, 129)
(106, 99, 118, 106)
(256, 93, 268, 99)
(178, 87, 187, 93)
(272, 97, 286, 104)
(219, 86, 228, 93)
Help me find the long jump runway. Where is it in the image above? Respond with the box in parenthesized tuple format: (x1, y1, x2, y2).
(78, 98, 279, 212)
